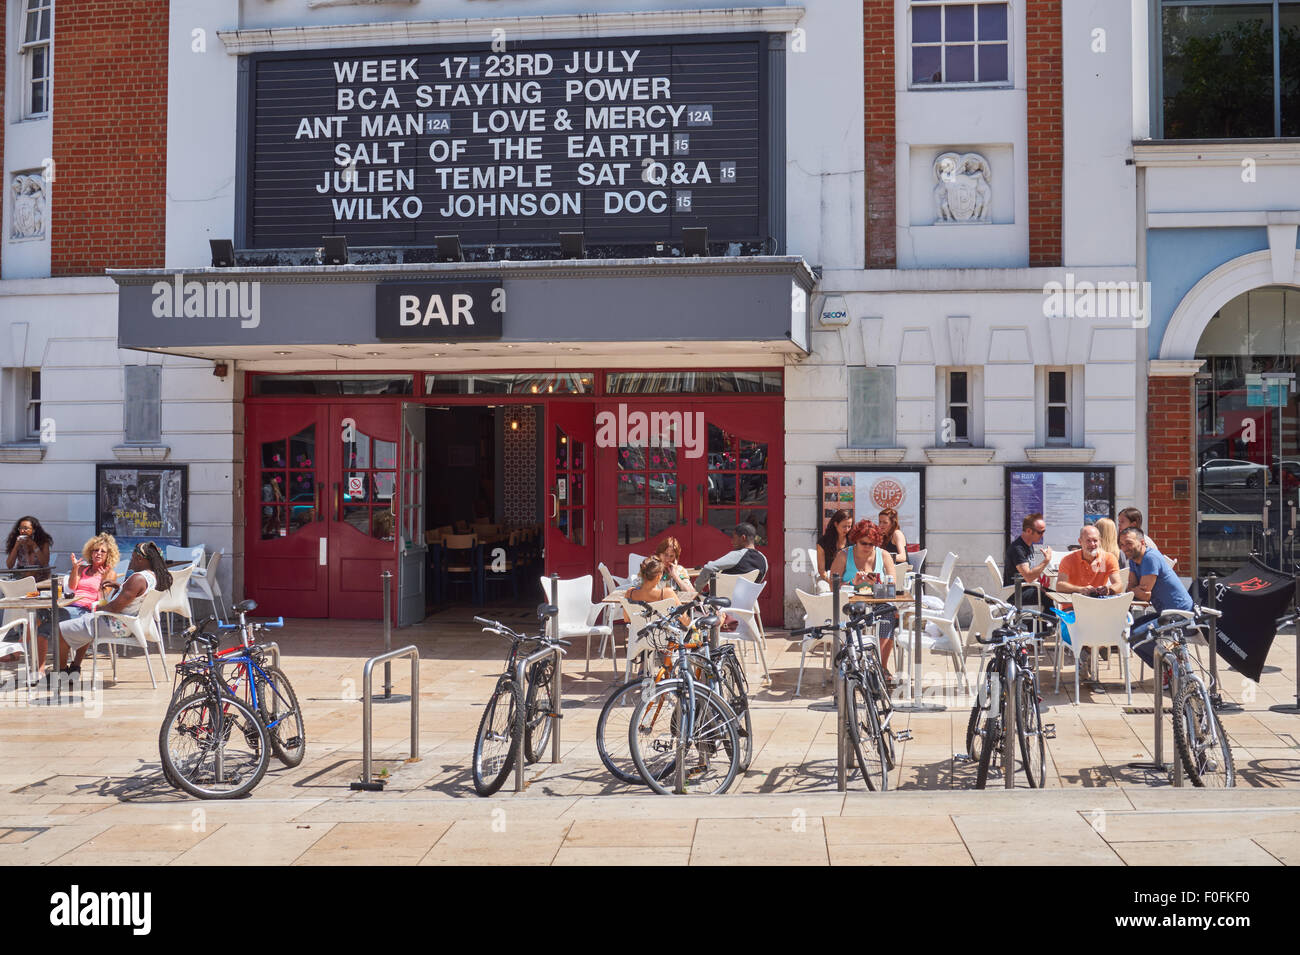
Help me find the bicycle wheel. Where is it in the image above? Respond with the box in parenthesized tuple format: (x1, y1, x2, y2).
(596, 678, 652, 784)
(257, 665, 306, 768)
(713, 652, 753, 773)
(1173, 680, 1235, 788)
(472, 679, 519, 797)
(159, 691, 270, 799)
(629, 681, 740, 795)
(524, 659, 554, 764)
(864, 656, 895, 770)
(1015, 672, 1046, 789)
(846, 678, 888, 792)
(965, 702, 985, 765)
(975, 715, 1001, 789)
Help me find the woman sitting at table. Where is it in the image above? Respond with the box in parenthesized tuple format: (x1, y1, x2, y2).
(829, 519, 899, 684)
(4, 516, 55, 676)
(57, 534, 120, 673)
(878, 507, 908, 566)
(815, 510, 851, 593)
(652, 537, 695, 597)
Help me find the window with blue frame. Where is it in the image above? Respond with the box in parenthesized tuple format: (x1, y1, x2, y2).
(1159, 1, 1300, 138)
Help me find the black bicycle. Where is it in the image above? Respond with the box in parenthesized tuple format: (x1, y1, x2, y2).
(596, 594, 749, 786)
(471, 606, 568, 796)
(792, 602, 902, 791)
(158, 618, 271, 799)
(963, 588, 1054, 789)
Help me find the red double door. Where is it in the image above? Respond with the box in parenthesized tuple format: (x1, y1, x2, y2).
(546, 399, 783, 622)
(245, 402, 398, 618)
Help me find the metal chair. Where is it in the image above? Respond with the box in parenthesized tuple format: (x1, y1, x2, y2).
(441, 534, 483, 605)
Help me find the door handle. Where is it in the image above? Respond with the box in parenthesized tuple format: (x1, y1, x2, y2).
(314, 484, 320, 522)
(549, 492, 559, 519)
(697, 484, 704, 525)
(335, 483, 341, 521)
(678, 486, 684, 524)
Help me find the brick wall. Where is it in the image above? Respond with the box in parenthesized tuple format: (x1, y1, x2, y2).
(50, 1, 168, 275)
(1025, 0, 1063, 268)
(863, 0, 896, 269)
(1147, 376, 1195, 568)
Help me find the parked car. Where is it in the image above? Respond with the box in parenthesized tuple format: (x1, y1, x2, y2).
(1199, 458, 1268, 488)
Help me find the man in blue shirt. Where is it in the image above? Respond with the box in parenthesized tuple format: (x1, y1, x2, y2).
(1120, 526, 1194, 668)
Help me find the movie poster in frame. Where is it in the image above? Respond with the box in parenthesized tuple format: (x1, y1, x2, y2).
(95, 464, 188, 551)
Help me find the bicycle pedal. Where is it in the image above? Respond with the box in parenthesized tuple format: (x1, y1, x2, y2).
(895, 729, 913, 742)
(1043, 724, 1057, 740)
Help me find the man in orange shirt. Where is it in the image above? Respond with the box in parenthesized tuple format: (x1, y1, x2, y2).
(1055, 524, 1124, 597)
(1053, 524, 1125, 678)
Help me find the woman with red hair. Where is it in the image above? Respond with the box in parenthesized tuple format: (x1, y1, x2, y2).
(830, 519, 900, 684)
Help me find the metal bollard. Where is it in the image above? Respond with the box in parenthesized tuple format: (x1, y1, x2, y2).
(381, 570, 393, 699)
(1153, 648, 1165, 777)
(1004, 665, 1016, 789)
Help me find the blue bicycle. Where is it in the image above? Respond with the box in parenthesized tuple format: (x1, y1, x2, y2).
(171, 600, 304, 767)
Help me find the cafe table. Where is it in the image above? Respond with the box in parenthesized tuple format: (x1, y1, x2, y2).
(0, 593, 76, 691)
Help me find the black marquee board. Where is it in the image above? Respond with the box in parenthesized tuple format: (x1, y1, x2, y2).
(240, 34, 777, 250)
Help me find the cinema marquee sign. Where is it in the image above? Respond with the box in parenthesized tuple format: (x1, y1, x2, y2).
(375, 279, 504, 341)
(241, 34, 775, 249)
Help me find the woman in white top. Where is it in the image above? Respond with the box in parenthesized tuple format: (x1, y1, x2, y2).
(55, 541, 173, 678)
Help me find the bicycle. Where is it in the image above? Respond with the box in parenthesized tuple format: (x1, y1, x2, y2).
(1130, 605, 1234, 788)
(596, 595, 750, 785)
(962, 588, 1055, 789)
(471, 606, 568, 797)
(625, 598, 742, 795)
(158, 618, 271, 799)
(791, 602, 903, 791)
(170, 600, 304, 768)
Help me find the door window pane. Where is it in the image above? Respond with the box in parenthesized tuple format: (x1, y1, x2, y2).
(617, 509, 645, 545)
(618, 473, 644, 505)
(648, 509, 676, 539)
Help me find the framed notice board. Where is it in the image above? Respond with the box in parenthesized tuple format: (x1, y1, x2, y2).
(1004, 466, 1115, 556)
(96, 464, 189, 551)
(815, 466, 926, 550)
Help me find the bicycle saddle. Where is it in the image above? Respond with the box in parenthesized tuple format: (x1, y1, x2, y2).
(698, 614, 720, 630)
(536, 603, 558, 618)
(235, 598, 257, 613)
(1157, 608, 1196, 622)
(705, 596, 731, 609)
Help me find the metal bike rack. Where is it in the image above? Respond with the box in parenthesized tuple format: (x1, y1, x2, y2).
(261, 642, 281, 670)
(349, 645, 420, 791)
(895, 569, 944, 712)
(513, 580, 563, 793)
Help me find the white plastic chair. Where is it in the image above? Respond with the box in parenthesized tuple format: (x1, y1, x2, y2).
(807, 547, 831, 594)
(165, 544, 205, 568)
(1054, 591, 1135, 704)
(626, 552, 647, 581)
(898, 575, 968, 693)
(85, 586, 168, 689)
(984, 555, 1004, 591)
(0, 576, 38, 681)
(595, 562, 633, 671)
(918, 551, 957, 610)
(187, 549, 228, 622)
(538, 575, 612, 674)
(906, 548, 928, 577)
(794, 588, 835, 696)
(157, 565, 195, 649)
(965, 583, 1015, 655)
(723, 577, 770, 684)
(619, 595, 680, 681)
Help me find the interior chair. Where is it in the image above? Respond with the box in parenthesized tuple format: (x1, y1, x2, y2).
(898, 575, 969, 693)
(1052, 591, 1135, 704)
(484, 531, 521, 601)
(794, 588, 835, 696)
(85, 587, 169, 689)
(539, 575, 613, 675)
(723, 577, 771, 684)
(619, 595, 681, 681)
(186, 549, 228, 622)
(441, 534, 483, 605)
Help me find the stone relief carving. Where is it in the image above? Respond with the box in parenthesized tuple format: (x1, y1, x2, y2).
(10, 174, 46, 240)
(932, 151, 992, 223)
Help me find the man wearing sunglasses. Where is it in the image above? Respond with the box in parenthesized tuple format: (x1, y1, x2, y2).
(1004, 513, 1054, 604)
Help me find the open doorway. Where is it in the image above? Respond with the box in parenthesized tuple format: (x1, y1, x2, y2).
(406, 404, 545, 622)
